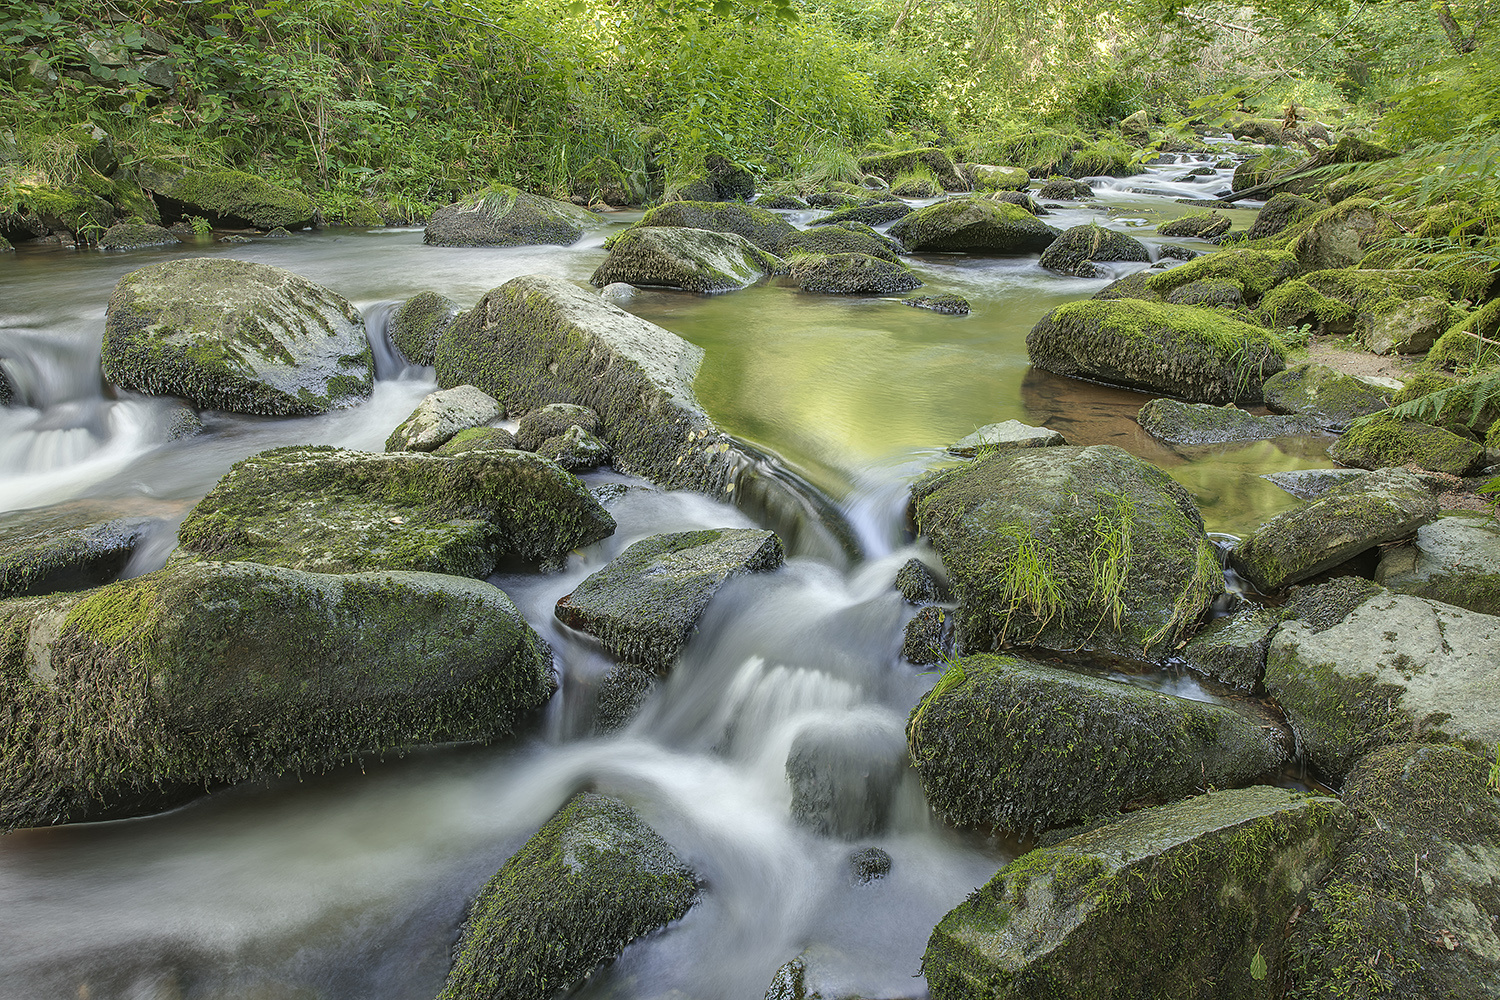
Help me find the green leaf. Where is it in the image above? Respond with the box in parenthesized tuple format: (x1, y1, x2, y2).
(1250, 947, 1268, 981)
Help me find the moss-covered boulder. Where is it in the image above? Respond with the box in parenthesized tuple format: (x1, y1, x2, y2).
(515, 402, 600, 451)
(904, 293, 972, 315)
(537, 424, 609, 471)
(1158, 212, 1231, 239)
(1038, 224, 1150, 277)
(910, 445, 1223, 660)
(97, 222, 179, 250)
(923, 785, 1350, 1000)
(438, 792, 698, 1000)
(1230, 470, 1437, 593)
(1430, 299, 1500, 370)
(1263, 270, 1466, 355)
(1144, 248, 1298, 306)
(1244, 192, 1320, 241)
(385, 385, 502, 453)
(1231, 146, 1303, 194)
(1291, 198, 1390, 272)
(423, 185, 599, 248)
(947, 420, 1066, 456)
(967, 164, 1030, 191)
(1282, 743, 1500, 1000)
(783, 252, 922, 293)
(389, 291, 462, 366)
(1266, 584, 1500, 781)
(814, 201, 913, 227)
(1385, 371, 1500, 441)
(625, 200, 794, 253)
(0, 561, 554, 832)
(0, 507, 158, 599)
(1330, 414, 1485, 476)
(1376, 514, 1500, 616)
(137, 162, 315, 230)
(101, 257, 372, 416)
(177, 445, 614, 575)
(907, 654, 1292, 835)
(1262, 362, 1393, 430)
(857, 148, 966, 191)
(1026, 299, 1287, 404)
(555, 528, 783, 670)
(590, 226, 778, 293)
(434, 426, 517, 456)
(889, 198, 1060, 254)
(787, 712, 908, 839)
(758, 193, 810, 210)
(895, 557, 944, 603)
(775, 223, 901, 262)
(1137, 397, 1324, 446)
(1037, 178, 1093, 200)
(1179, 603, 1279, 693)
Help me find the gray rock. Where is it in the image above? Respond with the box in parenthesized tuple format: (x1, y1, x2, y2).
(438, 792, 697, 1000)
(902, 605, 953, 665)
(515, 402, 600, 451)
(592, 664, 658, 734)
(1263, 363, 1393, 430)
(384, 384, 501, 453)
(1178, 603, 1278, 692)
(1366, 295, 1461, 355)
(590, 226, 778, 293)
(135, 161, 315, 230)
(537, 425, 609, 471)
(786, 713, 908, 838)
(1266, 585, 1500, 781)
(1137, 397, 1325, 446)
(554, 528, 784, 670)
(389, 291, 461, 366)
(98, 222, 179, 250)
(783, 252, 921, 294)
(0, 507, 158, 599)
(947, 419, 1066, 456)
(1037, 178, 1093, 200)
(888, 198, 1060, 254)
(1038, 225, 1151, 277)
(923, 786, 1351, 1000)
(894, 558, 942, 604)
(101, 258, 372, 416)
(0, 561, 554, 832)
(757, 193, 810, 210)
(1261, 468, 1372, 500)
(1330, 415, 1487, 477)
(907, 655, 1293, 835)
(624, 200, 795, 252)
(814, 201, 913, 227)
(775, 224, 901, 262)
(1292, 198, 1386, 272)
(1158, 212, 1231, 239)
(968, 164, 1030, 191)
(1376, 513, 1500, 615)
(902, 294, 970, 315)
(432, 426, 517, 456)
(1163, 277, 1245, 308)
(847, 846, 892, 884)
(423, 185, 599, 247)
(1244, 192, 1320, 241)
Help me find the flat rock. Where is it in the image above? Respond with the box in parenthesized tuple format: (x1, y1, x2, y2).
(814, 201, 913, 227)
(1158, 212, 1231, 239)
(903, 294, 970, 315)
(1263, 363, 1393, 430)
(1376, 514, 1500, 615)
(385, 384, 502, 452)
(433, 426, 517, 456)
(423, 185, 599, 247)
(775, 224, 901, 262)
(1138, 397, 1325, 446)
(98, 222, 179, 250)
(1260, 468, 1372, 500)
(625, 200, 794, 252)
(0, 507, 159, 599)
(589, 226, 778, 292)
(947, 420, 1066, 456)
(137, 162, 315, 230)
(888, 198, 1060, 254)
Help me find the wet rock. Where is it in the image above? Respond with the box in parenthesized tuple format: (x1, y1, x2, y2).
(1163, 277, 1244, 308)
(705, 152, 754, 200)
(758, 194, 810, 210)
(894, 558, 942, 604)
(1158, 212, 1231, 239)
(1330, 415, 1486, 476)
(537, 425, 609, 471)
(911, 445, 1223, 660)
(0, 507, 158, 599)
(847, 846, 892, 885)
(1026, 299, 1287, 404)
(814, 201, 913, 227)
(625, 200, 794, 253)
(907, 655, 1292, 835)
(1038, 224, 1150, 277)
(1376, 514, 1500, 615)
(1244, 192, 1320, 241)
(783, 252, 921, 294)
(967, 164, 1029, 191)
(765, 955, 812, 1000)
(1178, 603, 1278, 692)
(385, 384, 502, 453)
(423, 185, 599, 247)
(177, 445, 615, 575)
(775, 224, 901, 263)
(1231, 470, 1437, 593)
(1144, 248, 1298, 307)
(902, 294, 970, 315)
(1262, 362, 1393, 430)
(218, 234, 252, 244)
(902, 606, 953, 665)
(102, 258, 372, 416)
(1291, 198, 1389, 272)
(555, 528, 784, 670)
(515, 402, 600, 451)
(389, 291, 461, 366)
(1037, 178, 1092, 200)
(786, 713, 908, 838)
(888, 198, 1060, 254)
(856, 148, 966, 191)
(592, 664, 658, 734)
(947, 419, 1066, 456)
(438, 792, 697, 1000)
(986, 190, 1044, 214)
(1266, 584, 1500, 781)
(1260, 467, 1371, 500)
(97, 222, 179, 250)
(137, 161, 315, 230)
(0, 561, 554, 832)
(433, 426, 517, 456)
(589, 226, 778, 293)
(923, 786, 1350, 1000)
(1137, 397, 1324, 446)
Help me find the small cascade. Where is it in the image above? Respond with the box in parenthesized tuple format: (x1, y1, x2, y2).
(360, 300, 424, 381)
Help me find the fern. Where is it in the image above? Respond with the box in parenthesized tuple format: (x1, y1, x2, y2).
(1387, 371, 1500, 428)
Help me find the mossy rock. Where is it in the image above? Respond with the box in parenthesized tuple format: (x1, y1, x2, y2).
(554, 528, 783, 670)
(775, 224, 900, 262)
(904, 294, 972, 315)
(1330, 414, 1485, 476)
(137, 161, 315, 230)
(437, 791, 697, 1000)
(624, 200, 794, 252)
(1244, 192, 1320, 242)
(1178, 603, 1280, 693)
(0, 560, 554, 832)
(1291, 198, 1393, 272)
(814, 201, 913, 227)
(1387, 371, 1500, 442)
(923, 785, 1351, 1000)
(1375, 513, 1500, 616)
(1255, 279, 1356, 334)
(1091, 268, 1164, 303)
(389, 291, 462, 367)
(1027, 299, 1287, 404)
(1230, 146, 1303, 194)
(1298, 269, 1465, 355)
(1158, 212, 1231, 240)
(985, 189, 1044, 214)
(906, 654, 1292, 835)
(1262, 363, 1393, 430)
(537, 425, 609, 471)
(0, 507, 159, 599)
(783, 252, 922, 294)
(1137, 397, 1323, 446)
(98, 222, 179, 250)
(433, 426, 517, 456)
(101, 257, 373, 416)
(1230, 470, 1438, 593)
(889, 198, 1060, 254)
(1038, 224, 1150, 277)
(423, 184, 599, 247)
(895, 557, 944, 603)
(967, 164, 1030, 192)
(385, 384, 502, 453)
(1429, 299, 1500, 370)
(514, 402, 599, 452)
(910, 445, 1224, 660)
(1164, 277, 1247, 309)
(757, 193, 810, 210)
(947, 420, 1066, 456)
(1144, 248, 1298, 305)
(1037, 178, 1093, 200)
(177, 445, 615, 575)
(891, 173, 944, 198)
(590, 226, 778, 293)
(856, 148, 965, 191)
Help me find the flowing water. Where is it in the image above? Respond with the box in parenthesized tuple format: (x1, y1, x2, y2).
(0, 156, 1332, 1000)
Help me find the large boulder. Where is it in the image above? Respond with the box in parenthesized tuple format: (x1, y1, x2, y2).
(137, 162, 315, 230)
(1291, 198, 1389, 272)
(554, 528, 783, 670)
(1330, 414, 1486, 476)
(0, 507, 158, 599)
(177, 445, 615, 575)
(424, 185, 599, 247)
(1144, 248, 1298, 306)
(101, 258, 372, 416)
(589, 226, 778, 293)
(967, 164, 1030, 191)
(389, 291, 462, 366)
(910, 445, 1223, 660)
(888, 198, 1060, 254)
(1244, 192, 1320, 241)
(1038, 224, 1150, 277)
(385, 384, 502, 453)
(782, 252, 922, 294)
(1137, 397, 1323, 446)
(815, 201, 913, 227)
(1261, 362, 1392, 430)
(923, 786, 1351, 1000)
(1026, 300, 1287, 404)
(1158, 212, 1231, 239)
(1376, 514, 1500, 616)
(438, 792, 698, 1000)
(1266, 584, 1500, 782)
(906, 655, 1290, 835)
(0, 560, 554, 832)
(1260, 270, 1464, 355)
(1230, 470, 1437, 593)
(775, 224, 901, 263)
(626, 200, 794, 252)
(856, 147, 966, 191)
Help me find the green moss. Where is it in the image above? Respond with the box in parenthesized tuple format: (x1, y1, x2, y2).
(424, 184, 594, 247)
(1331, 414, 1484, 476)
(434, 426, 516, 456)
(1255, 279, 1354, 330)
(389, 291, 461, 367)
(1145, 248, 1299, 304)
(156, 165, 315, 230)
(814, 201, 913, 227)
(1390, 372, 1457, 406)
(888, 198, 1059, 253)
(856, 147, 962, 189)
(625, 200, 794, 252)
(1429, 299, 1500, 372)
(783, 252, 922, 294)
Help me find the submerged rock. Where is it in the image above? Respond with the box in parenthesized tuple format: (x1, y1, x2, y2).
(1376, 513, 1500, 615)
(423, 185, 598, 247)
(1038, 224, 1150, 277)
(923, 786, 1350, 1000)
(177, 445, 615, 576)
(590, 226, 778, 292)
(0, 561, 554, 832)
(902, 294, 970, 315)
(626, 200, 794, 252)
(1330, 414, 1486, 477)
(1137, 397, 1324, 446)
(0, 507, 158, 599)
(946, 420, 1066, 456)
(101, 258, 372, 416)
(786, 713, 908, 839)
(98, 222, 179, 250)
(438, 792, 697, 1000)
(1260, 467, 1373, 500)
(889, 198, 1059, 254)
(847, 846, 893, 884)
(783, 252, 921, 294)
(1262, 362, 1393, 430)
(385, 384, 502, 453)
(555, 528, 784, 670)
(388, 291, 462, 366)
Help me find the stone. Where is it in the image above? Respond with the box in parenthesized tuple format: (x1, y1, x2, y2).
(1244, 192, 1320, 241)
(911, 445, 1224, 660)
(101, 258, 372, 416)
(902, 294, 970, 315)
(1292, 198, 1389, 272)
(624, 200, 795, 252)
(0, 507, 158, 599)
(1330, 415, 1485, 477)
(1266, 585, 1500, 781)
(389, 291, 461, 366)
(1262, 362, 1393, 430)
(136, 161, 315, 230)
(757, 193, 810, 210)
(847, 846, 892, 884)
(589, 226, 778, 293)
(903, 606, 952, 665)
(783, 252, 922, 294)
(1037, 178, 1092, 200)
(515, 402, 601, 451)
(1375, 514, 1500, 616)
(438, 792, 697, 1000)
(1144, 248, 1299, 307)
(894, 558, 942, 604)
(423, 185, 599, 247)
(1038, 225, 1151, 277)
(1178, 603, 1278, 693)
(1260, 468, 1372, 500)
(433, 426, 517, 456)
(1366, 296, 1461, 355)
(1163, 278, 1245, 308)
(786, 713, 908, 838)
(856, 148, 966, 191)
(1231, 470, 1437, 592)
(775, 224, 901, 263)
(537, 425, 609, 471)
(177, 445, 615, 575)
(555, 528, 784, 670)
(907, 655, 1293, 835)
(592, 664, 658, 734)
(923, 786, 1351, 1000)
(968, 164, 1030, 191)
(97, 222, 179, 250)
(814, 201, 913, 227)
(947, 420, 1066, 456)
(0, 561, 554, 832)
(1158, 212, 1231, 239)
(888, 198, 1060, 254)
(1137, 397, 1325, 446)
(385, 385, 502, 452)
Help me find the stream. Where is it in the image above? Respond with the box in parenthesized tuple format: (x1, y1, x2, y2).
(0, 155, 1333, 1000)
